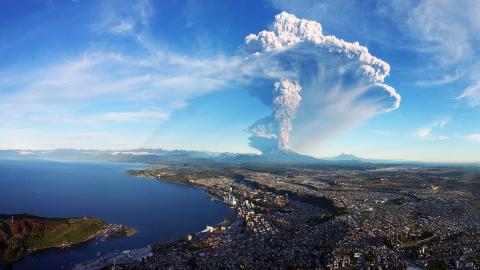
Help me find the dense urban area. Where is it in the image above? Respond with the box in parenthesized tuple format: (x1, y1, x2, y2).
(73, 163, 480, 270)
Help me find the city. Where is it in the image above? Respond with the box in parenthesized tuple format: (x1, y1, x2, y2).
(1, 1, 480, 269)
(117, 164, 480, 269)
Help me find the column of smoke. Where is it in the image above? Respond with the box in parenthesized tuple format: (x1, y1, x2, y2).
(273, 79, 301, 150)
(240, 12, 401, 154)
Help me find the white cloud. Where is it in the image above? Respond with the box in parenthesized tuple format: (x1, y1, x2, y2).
(0, 0, 251, 150)
(270, 0, 480, 107)
(415, 118, 450, 140)
(405, 0, 479, 64)
(457, 81, 480, 106)
(437, 119, 449, 128)
(0, 7, 406, 152)
(82, 110, 170, 123)
(241, 12, 400, 153)
(466, 134, 480, 142)
(93, 0, 152, 35)
(402, 0, 480, 106)
(0, 49, 241, 126)
(414, 71, 464, 87)
(416, 128, 432, 138)
(109, 21, 134, 34)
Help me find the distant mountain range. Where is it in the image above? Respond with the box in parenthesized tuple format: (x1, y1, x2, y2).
(0, 148, 478, 167)
(0, 148, 319, 165)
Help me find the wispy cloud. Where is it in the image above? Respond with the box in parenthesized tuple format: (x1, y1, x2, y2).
(109, 21, 134, 34)
(0, 4, 403, 153)
(457, 81, 480, 106)
(414, 71, 464, 87)
(465, 133, 480, 142)
(0, 0, 249, 150)
(269, 0, 480, 108)
(415, 118, 450, 140)
(81, 110, 170, 124)
(0, 48, 241, 126)
(92, 0, 152, 35)
(416, 128, 432, 138)
(402, 0, 480, 106)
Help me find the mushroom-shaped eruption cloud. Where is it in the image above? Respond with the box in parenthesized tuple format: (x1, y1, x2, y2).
(240, 12, 400, 154)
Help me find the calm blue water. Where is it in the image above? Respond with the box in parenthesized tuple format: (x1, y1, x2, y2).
(0, 159, 231, 270)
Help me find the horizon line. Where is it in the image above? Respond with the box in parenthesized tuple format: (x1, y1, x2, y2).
(0, 148, 478, 165)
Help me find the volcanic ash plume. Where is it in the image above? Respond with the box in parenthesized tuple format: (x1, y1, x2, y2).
(273, 79, 301, 150)
(241, 12, 401, 154)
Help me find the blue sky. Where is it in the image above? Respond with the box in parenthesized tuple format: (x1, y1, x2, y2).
(0, 0, 479, 162)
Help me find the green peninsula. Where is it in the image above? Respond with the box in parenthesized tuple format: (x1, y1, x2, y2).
(0, 214, 133, 263)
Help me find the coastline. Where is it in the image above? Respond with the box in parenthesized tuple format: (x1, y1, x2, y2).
(3, 232, 99, 266)
(0, 215, 136, 265)
(0, 159, 231, 270)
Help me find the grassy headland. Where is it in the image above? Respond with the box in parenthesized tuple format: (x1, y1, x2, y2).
(0, 214, 112, 263)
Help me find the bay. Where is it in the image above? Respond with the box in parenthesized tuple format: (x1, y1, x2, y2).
(0, 159, 231, 269)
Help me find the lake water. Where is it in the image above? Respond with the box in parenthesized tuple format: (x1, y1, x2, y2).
(0, 159, 231, 270)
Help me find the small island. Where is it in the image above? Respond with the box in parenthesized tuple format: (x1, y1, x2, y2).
(0, 214, 136, 263)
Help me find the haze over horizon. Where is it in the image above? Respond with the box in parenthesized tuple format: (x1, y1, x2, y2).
(1, 0, 480, 163)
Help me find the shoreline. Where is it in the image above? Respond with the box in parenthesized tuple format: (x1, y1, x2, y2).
(0, 215, 136, 265)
